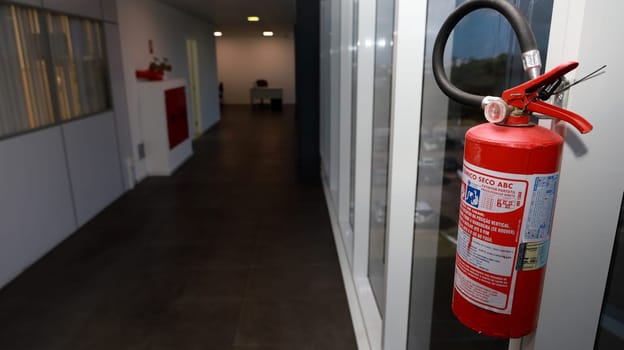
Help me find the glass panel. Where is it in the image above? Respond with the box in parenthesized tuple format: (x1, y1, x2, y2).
(0, 5, 55, 138)
(0, 4, 110, 139)
(408, 0, 554, 348)
(349, 0, 359, 230)
(320, 0, 331, 175)
(368, 0, 396, 315)
(595, 195, 624, 349)
(47, 13, 109, 120)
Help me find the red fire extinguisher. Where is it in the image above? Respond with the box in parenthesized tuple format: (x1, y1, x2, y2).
(432, 0, 592, 338)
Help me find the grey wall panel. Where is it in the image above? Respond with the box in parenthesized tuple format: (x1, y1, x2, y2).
(62, 112, 124, 226)
(42, 0, 102, 19)
(0, 127, 77, 288)
(0, 0, 42, 6)
(101, 0, 116, 22)
(105, 23, 134, 189)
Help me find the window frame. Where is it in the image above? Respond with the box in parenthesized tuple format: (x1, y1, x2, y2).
(0, 2, 112, 141)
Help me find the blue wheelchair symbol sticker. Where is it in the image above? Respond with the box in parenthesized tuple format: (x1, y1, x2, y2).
(466, 185, 480, 208)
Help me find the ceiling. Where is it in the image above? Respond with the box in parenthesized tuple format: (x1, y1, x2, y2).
(158, 0, 297, 33)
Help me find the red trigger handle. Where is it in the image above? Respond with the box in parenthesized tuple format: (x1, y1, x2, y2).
(502, 61, 593, 134)
(524, 100, 592, 134)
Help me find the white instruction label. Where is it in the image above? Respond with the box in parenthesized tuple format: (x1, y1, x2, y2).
(454, 161, 558, 314)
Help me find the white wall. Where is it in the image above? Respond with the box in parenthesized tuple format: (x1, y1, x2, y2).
(0, 127, 77, 288)
(216, 32, 296, 104)
(62, 113, 124, 226)
(0, 117, 125, 289)
(105, 22, 135, 190)
(116, 0, 221, 182)
(43, 0, 102, 19)
(0, 112, 126, 288)
(3, 0, 42, 7)
(3, 0, 113, 20)
(0, 0, 221, 290)
(0, 0, 132, 289)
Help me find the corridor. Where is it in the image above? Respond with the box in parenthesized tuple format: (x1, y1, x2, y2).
(0, 105, 357, 350)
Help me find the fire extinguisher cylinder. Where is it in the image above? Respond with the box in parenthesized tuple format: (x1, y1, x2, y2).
(431, 0, 593, 339)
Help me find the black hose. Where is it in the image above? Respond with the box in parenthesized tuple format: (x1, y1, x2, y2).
(432, 0, 538, 107)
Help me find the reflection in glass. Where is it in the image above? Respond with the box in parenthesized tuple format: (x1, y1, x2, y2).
(349, 0, 359, 231)
(368, 0, 396, 315)
(0, 4, 110, 139)
(0, 5, 55, 137)
(408, 0, 553, 348)
(47, 14, 109, 120)
(595, 195, 624, 349)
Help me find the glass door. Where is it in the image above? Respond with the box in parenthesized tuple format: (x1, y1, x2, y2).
(407, 1, 554, 349)
(321, 0, 623, 348)
(349, 0, 359, 237)
(368, 0, 397, 314)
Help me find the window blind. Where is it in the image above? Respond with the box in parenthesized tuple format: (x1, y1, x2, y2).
(0, 4, 110, 139)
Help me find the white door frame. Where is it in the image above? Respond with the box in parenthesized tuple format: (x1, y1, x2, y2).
(337, 0, 355, 265)
(334, 0, 431, 348)
(380, 0, 429, 348)
(186, 38, 202, 137)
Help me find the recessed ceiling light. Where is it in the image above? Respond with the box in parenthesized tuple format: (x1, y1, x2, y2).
(213, 31, 223, 37)
(247, 16, 260, 22)
(262, 31, 274, 37)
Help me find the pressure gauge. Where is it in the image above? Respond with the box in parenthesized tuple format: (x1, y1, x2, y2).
(482, 96, 510, 124)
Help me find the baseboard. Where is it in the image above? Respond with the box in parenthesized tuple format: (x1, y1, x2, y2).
(322, 177, 372, 350)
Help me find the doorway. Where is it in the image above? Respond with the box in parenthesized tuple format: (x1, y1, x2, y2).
(186, 38, 202, 138)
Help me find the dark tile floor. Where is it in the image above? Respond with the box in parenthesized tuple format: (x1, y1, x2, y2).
(0, 105, 357, 350)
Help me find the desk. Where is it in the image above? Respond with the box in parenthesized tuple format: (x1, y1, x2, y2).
(250, 87, 283, 107)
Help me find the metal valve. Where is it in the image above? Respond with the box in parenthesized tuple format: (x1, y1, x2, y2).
(482, 61, 593, 134)
(482, 96, 510, 124)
